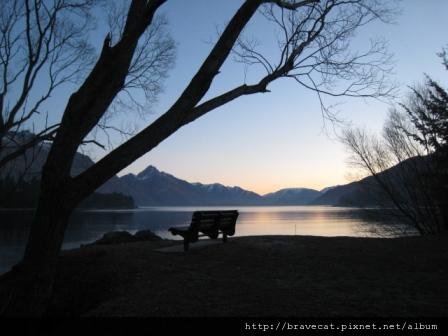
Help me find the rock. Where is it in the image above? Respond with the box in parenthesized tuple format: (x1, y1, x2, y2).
(90, 230, 163, 247)
(94, 231, 138, 245)
(134, 230, 163, 241)
(89, 229, 162, 246)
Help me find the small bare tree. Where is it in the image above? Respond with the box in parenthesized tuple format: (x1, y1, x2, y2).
(342, 64, 448, 234)
(0, 0, 398, 316)
(0, 0, 96, 169)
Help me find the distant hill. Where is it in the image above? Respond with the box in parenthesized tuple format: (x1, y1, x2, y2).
(319, 186, 338, 194)
(0, 177, 135, 209)
(101, 165, 331, 206)
(0, 134, 94, 180)
(105, 165, 264, 206)
(311, 181, 372, 206)
(311, 156, 429, 207)
(263, 188, 321, 205)
(0, 136, 134, 209)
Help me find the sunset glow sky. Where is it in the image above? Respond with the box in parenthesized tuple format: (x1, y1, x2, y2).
(111, 0, 446, 195)
(38, 1, 448, 195)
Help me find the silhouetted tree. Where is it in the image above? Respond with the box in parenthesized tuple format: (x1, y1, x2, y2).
(0, 0, 398, 316)
(0, 0, 95, 170)
(342, 53, 448, 234)
(399, 71, 448, 230)
(401, 78, 448, 154)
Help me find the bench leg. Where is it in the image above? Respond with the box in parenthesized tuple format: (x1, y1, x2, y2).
(222, 233, 227, 243)
(183, 239, 189, 251)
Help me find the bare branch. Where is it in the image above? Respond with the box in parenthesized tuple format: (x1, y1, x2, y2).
(233, 0, 397, 117)
(80, 139, 106, 150)
(0, 0, 96, 170)
(264, 0, 320, 10)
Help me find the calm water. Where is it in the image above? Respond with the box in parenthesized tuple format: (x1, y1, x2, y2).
(0, 206, 411, 274)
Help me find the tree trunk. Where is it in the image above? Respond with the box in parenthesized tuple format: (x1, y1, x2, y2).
(0, 189, 73, 316)
(0, 0, 266, 316)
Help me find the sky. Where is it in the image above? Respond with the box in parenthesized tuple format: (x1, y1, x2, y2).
(26, 0, 448, 195)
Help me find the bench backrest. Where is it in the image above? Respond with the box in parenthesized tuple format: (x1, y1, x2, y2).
(190, 210, 238, 236)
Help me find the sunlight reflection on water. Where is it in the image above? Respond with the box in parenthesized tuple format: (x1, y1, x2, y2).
(0, 206, 412, 274)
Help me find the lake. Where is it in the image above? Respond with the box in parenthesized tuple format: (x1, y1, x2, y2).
(0, 205, 413, 274)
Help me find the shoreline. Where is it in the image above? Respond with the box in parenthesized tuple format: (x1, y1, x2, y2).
(0, 204, 392, 211)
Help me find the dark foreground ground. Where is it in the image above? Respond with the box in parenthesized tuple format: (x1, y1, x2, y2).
(47, 235, 448, 317)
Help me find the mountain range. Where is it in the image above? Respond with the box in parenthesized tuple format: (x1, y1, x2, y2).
(100, 161, 407, 207)
(98, 165, 325, 206)
(2, 135, 392, 207)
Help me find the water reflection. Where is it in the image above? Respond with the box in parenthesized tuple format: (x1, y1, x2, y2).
(0, 206, 413, 274)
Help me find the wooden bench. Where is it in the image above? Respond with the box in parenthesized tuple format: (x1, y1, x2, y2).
(168, 210, 239, 251)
